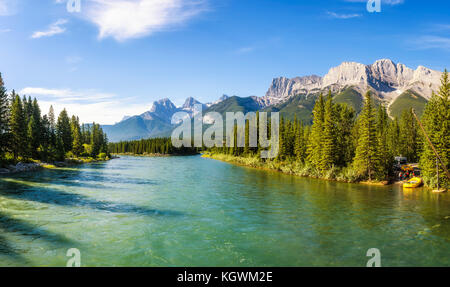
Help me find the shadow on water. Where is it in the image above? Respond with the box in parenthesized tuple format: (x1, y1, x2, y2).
(26, 168, 159, 190)
(0, 233, 27, 264)
(0, 177, 183, 217)
(0, 211, 75, 264)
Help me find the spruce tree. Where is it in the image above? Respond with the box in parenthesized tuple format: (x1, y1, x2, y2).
(71, 116, 83, 157)
(320, 92, 337, 171)
(0, 73, 10, 158)
(9, 94, 27, 159)
(399, 109, 420, 162)
(57, 109, 72, 154)
(420, 70, 449, 188)
(376, 104, 392, 178)
(28, 98, 42, 158)
(335, 103, 355, 166)
(307, 93, 325, 168)
(353, 91, 380, 181)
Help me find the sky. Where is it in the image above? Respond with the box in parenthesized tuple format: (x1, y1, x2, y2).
(0, 0, 449, 124)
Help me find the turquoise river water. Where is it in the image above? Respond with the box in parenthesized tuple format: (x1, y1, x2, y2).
(0, 155, 449, 266)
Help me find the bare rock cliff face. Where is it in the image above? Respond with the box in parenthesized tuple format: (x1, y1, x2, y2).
(262, 59, 442, 106)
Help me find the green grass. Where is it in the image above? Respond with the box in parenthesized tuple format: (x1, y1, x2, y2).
(389, 90, 428, 118)
(202, 152, 365, 183)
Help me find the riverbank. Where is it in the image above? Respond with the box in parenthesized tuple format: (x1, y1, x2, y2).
(112, 152, 200, 157)
(202, 152, 392, 186)
(0, 156, 114, 175)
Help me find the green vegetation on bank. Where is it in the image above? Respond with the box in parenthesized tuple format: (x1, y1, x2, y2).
(206, 71, 449, 188)
(0, 73, 110, 168)
(108, 137, 199, 156)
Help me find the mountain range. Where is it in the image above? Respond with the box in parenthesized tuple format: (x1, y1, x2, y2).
(103, 59, 443, 142)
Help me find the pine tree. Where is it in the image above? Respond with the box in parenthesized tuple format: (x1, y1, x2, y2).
(28, 98, 42, 158)
(57, 109, 72, 153)
(320, 92, 337, 171)
(9, 94, 27, 159)
(307, 93, 325, 168)
(387, 117, 400, 158)
(420, 69, 449, 188)
(71, 116, 83, 157)
(376, 104, 392, 178)
(353, 91, 380, 181)
(48, 105, 56, 147)
(399, 109, 420, 162)
(294, 120, 306, 163)
(0, 73, 10, 158)
(335, 103, 355, 166)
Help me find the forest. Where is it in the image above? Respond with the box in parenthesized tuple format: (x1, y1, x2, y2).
(108, 137, 199, 156)
(206, 70, 449, 188)
(0, 73, 109, 167)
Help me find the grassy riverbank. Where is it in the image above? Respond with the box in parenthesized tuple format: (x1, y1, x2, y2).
(202, 152, 392, 185)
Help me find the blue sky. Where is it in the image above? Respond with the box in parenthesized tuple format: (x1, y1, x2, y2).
(0, 0, 449, 124)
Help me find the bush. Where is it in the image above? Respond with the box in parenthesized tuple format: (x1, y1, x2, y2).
(98, 153, 107, 160)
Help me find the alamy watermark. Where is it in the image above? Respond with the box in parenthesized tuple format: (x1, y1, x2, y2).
(66, 248, 81, 267)
(366, 248, 381, 267)
(367, 0, 381, 13)
(171, 105, 280, 159)
(66, 0, 81, 13)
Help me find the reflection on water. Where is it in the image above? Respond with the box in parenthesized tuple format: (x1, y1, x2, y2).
(0, 155, 449, 266)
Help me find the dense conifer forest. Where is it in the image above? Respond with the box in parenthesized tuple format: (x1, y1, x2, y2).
(0, 73, 109, 166)
(207, 70, 449, 188)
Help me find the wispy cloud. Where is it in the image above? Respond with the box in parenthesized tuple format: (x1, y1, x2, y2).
(83, 0, 208, 41)
(327, 11, 362, 19)
(235, 46, 256, 54)
(0, 28, 10, 33)
(412, 36, 450, 51)
(19, 87, 149, 124)
(31, 19, 68, 39)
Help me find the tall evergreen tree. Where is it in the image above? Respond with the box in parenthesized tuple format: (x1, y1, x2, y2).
(376, 104, 392, 178)
(71, 116, 83, 157)
(28, 98, 42, 158)
(0, 73, 10, 158)
(320, 92, 337, 171)
(420, 69, 449, 188)
(353, 91, 380, 181)
(9, 94, 27, 159)
(307, 93, 325, 168)
(399, 109, 420, 162)
(56, 109, 72, 153)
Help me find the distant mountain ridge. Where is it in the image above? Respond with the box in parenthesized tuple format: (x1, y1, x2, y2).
(103, 59, 442, 142)
(262, 59, 442, 106)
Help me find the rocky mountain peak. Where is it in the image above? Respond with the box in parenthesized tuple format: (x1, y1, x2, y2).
(263, 59, 442, 105)
(182, 97, 202, 110)
(150, 98, 177, 113)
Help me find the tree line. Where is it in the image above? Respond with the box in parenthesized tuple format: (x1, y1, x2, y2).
(0, 73, 109, 165)
(209, 70, 449, 188)
(108, 137, 199, 156)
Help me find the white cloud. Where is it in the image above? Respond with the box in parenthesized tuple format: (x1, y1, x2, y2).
(19, 87, 150, 124)
(31, 19, 68, 39)
(327, 11, 362, 19)
(84, 0, 208, 41)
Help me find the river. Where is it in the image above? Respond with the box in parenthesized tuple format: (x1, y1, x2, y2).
(0, 155, 449, 266)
